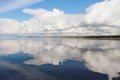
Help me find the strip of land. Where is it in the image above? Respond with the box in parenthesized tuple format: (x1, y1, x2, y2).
(17, 35, 120, 39)
(1, 35, 120, 39)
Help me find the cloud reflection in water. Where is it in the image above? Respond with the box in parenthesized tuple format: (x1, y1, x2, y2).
(0, 38, 120, 80)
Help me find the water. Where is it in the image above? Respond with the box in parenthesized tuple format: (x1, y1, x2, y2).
(0, 38, 119, 80)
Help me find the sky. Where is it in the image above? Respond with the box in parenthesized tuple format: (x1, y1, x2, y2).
(0, 0, 103, 21)
(0, 0, 120, 35)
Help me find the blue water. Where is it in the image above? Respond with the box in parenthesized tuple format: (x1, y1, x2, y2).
(0, 38, 119, 80)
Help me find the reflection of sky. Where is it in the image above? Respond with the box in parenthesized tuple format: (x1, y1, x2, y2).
(0, 38, 120, 80)
(0, 60, 59, 80)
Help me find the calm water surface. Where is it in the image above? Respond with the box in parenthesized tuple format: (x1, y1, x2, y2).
(0, 38, 119, 80)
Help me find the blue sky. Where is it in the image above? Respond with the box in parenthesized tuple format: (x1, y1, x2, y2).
(0, 0, 103, 21)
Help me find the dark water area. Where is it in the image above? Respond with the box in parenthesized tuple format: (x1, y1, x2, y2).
(0, 38, 119, 80)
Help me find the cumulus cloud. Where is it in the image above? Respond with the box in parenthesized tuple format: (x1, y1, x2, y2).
(0, 18, 21, 34)
(84, 0, 120, 27)
(22, 8, 82, 33)
(0, 0, 120, 35)
(0, 0, 42, 13)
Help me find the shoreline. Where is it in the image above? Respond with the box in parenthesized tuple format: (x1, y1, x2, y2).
(0, 35, 120, 40)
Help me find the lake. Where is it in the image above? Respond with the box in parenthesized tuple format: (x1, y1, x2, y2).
(0, 38, 119, 80)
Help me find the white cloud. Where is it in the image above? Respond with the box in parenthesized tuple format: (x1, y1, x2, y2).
(20, 0, 120, 35)
(22, 8, 82, 33)
(0, 0, 120, 35)
(0, 18, 21, 34)
(0, 0, 42, 13)
(84, 0, 120, 27)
